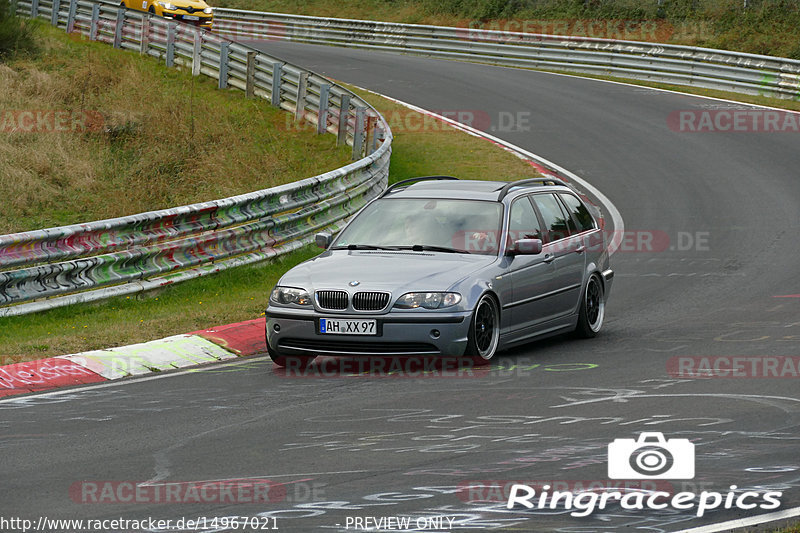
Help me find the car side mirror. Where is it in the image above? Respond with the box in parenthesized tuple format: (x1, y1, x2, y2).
(509, 238, 542, 255)
(315, 232, 332, 249)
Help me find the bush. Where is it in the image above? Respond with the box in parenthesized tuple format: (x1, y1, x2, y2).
(0, 0, 37, 60)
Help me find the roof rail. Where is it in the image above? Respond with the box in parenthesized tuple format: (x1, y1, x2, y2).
(379, 176, 459, 198)
(497, 177, 568, 201)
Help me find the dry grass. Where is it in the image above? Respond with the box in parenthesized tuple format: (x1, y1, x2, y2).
(0, 25, 351, 234)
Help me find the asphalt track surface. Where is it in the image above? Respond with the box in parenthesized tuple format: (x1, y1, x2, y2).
(3, 42, 800, 532)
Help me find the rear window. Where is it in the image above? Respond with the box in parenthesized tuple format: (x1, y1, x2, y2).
(531, 194, 570, 242)
(559, 193, 595, 233)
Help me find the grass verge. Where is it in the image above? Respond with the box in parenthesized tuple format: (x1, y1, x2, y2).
(0, 24, 351, 234)
(0, 68, 540, 362)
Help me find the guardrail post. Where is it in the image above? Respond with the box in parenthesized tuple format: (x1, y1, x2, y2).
(352, 106, 366, 160)
(89, 3, 99, 40)
(294, 72, 308, 121)
(271, 62, 282, 107)
(139, 15, 149, 54)
(364, 115, 376, 154)
(371, 125, 382, 154)
(245, 51, 256, 98)
(218, 42, 230, 89)
(66, 0, 77, 33)
(30, 0, 38, 18)
(337, 93, 350, 146)
(113, 8, 124, 48)
(317, 84, 330, 134)
(166, 22, 176, 67)
(191, 30, 202, 76)
(50, 0, 60, 26)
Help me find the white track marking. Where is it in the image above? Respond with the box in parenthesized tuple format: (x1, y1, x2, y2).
(550, 391, 800, 409)
(675, 506, 800, 533)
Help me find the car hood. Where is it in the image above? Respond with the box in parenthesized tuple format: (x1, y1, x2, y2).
(280, 250, 497, 294)
(172, 0, 209, 8)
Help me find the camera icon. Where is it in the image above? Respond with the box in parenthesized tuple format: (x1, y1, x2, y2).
(608, 432, 695, 479)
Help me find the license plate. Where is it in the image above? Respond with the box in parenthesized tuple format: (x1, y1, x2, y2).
(183, 15, 199, 20)
(319, 318, 377, 335)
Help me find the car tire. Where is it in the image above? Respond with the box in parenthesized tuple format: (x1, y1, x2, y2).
(465, 293, 500, 365)
(575, 273, 605, 338)
(267, 347, 316, 370)
(148, 5, 155, 13)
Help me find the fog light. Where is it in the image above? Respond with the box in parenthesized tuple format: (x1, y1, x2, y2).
(430, 329, 440, 339)
(273, 323, 281, 332)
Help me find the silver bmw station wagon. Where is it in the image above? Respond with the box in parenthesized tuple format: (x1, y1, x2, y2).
(265, 176, 614, 367)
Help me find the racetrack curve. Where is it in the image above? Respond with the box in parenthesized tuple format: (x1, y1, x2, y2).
(2, 41, 799, 532)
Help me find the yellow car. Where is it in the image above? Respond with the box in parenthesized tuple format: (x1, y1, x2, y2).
(122, 0, 213, 30)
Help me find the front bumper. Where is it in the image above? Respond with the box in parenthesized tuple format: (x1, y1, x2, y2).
(265, 307, 471, 357)
(161, 11, 212, 27)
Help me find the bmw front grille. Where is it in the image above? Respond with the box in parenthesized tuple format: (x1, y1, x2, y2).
(352, 292, 390, 311)
(315, 290, 390, 311)
(316, 290, 348, 310)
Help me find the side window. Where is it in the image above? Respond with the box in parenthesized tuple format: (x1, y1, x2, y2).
(509, 197, 542, 241)
(531, 194, 570, 242)
(559, 193, 595, 233)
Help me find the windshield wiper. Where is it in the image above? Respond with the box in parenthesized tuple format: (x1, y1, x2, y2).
(396, 244, 471, 254)
(330, 244, 397, 251)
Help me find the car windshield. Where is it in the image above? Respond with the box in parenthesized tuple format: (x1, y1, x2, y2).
(331, 198, 504, 255)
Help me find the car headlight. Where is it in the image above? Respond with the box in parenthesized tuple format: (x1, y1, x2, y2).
(394, 292, 462, 309)
(203, 7, 213, 13)
(158, 1, 177, 10)
(270, 286, 312, 306)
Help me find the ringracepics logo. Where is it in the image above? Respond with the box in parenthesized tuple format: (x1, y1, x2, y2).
(608, 432, 694, 479)
(507, 432, 783, 517)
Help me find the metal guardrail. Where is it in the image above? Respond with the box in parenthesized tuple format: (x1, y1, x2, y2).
(212, 8, 800, 100)
(2, 0, 392, 316)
